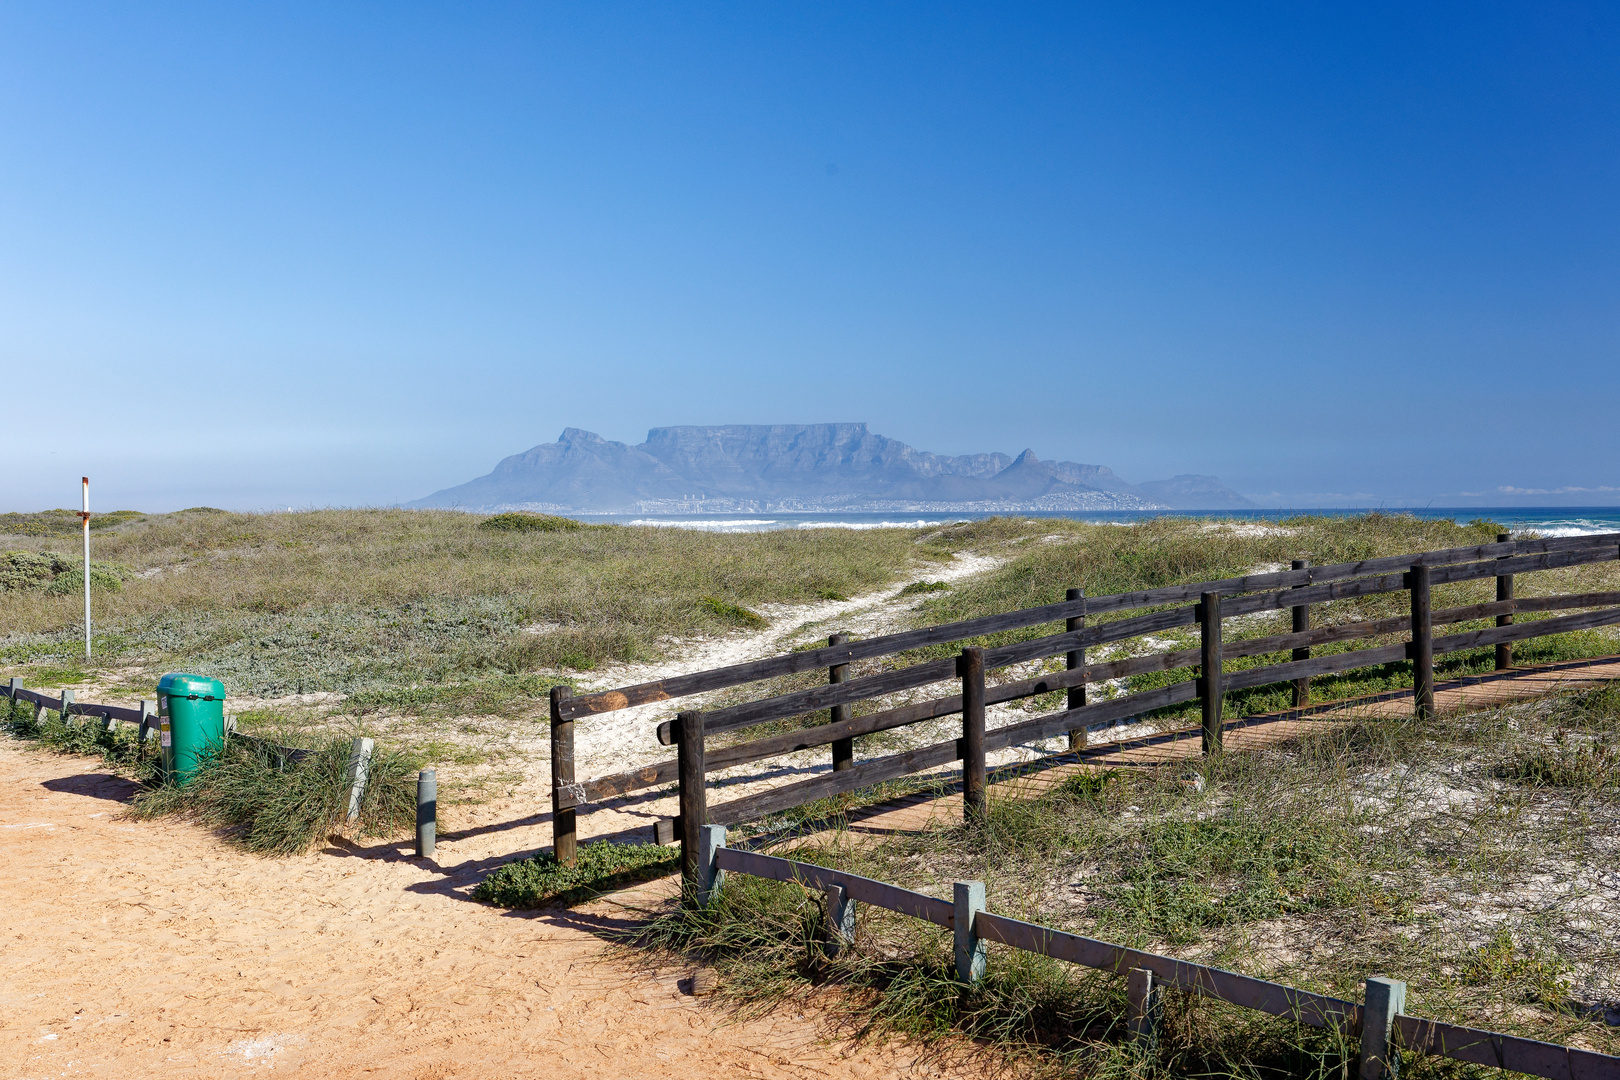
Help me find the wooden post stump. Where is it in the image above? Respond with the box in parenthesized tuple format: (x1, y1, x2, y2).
(550, 685, 577, 865)
(1127, 966, 1163, 1051)
(959, 646, 986, 822)
(1065, 588, 1087, 749)
(1198, 593, 1223, 754)
(828, 632, 853, 772)
(1357, 976, 1407, 1080)
(677, 709, 708, 897)
(953, 880, 986, 985)
(1495, 533, 1514, 670)
(1291, 559, 1312, 707)
(1408, 565, 1434, 720)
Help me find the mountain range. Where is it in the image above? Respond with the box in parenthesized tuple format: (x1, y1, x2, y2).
(409, 424, 1254, 513)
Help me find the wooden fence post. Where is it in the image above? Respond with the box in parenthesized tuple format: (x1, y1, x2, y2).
(1291, 559, 1312, 708)
(344, 736, 374, 823)
(1409, 565, 1434, 721)
(953, 880, 986, 985)
(824, 883, 856, 959)
(959, 646, 986, 822)
(828, 632, 853, 772)
(1199, 593, 1223, 754)
(695, 823, 726, 907)
(1066, 588, 1087, 749)
(138, 699, 156, 742)
(416, 769, 437, 858)
(1357, 977, 1407, 1080)
(550, 685, 577, 865)
(60, 688, 75, 727)
(1495, 533, 1514, 671)
(6, 677, 19, 703)
(1127, 966, 1163, 1051)
(677, 709, 708, 895)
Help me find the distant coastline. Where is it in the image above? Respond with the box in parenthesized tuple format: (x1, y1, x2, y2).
(556, 506, 1620, 536)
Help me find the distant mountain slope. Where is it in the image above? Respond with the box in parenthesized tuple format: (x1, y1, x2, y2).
(408, 424, 1253, 512)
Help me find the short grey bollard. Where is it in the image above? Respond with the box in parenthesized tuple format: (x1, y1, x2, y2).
(1357, 977, 1407, 1080)
(824, 883, 856, 959)
(5, 676, 18, 699)
(954, 880, 986, 985)
(695, 824, 727, 907)
(344, 737, 374, 823)
(416, 769, 437, 858)
(1127, 967, 1164, 1050)
(138, 700, 157, 742)
(60, 688, 75, 726)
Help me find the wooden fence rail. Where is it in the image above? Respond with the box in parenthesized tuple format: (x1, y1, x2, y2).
(3, 679, 319, 766)
(701, 838, 1620, 1080)
(550, 532, 1620, 862)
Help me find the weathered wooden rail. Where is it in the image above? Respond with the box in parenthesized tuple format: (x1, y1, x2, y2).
(687, 834, 1620, 1080)
(3, 679, 335, 774)
(549, 532, 1620, 868)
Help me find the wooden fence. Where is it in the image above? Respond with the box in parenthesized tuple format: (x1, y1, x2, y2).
(687, 830, 1620, 1080)
(550, 532, 1620, 869)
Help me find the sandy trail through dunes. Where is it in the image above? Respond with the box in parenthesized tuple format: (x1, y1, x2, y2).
(0, 744, 948, 1080)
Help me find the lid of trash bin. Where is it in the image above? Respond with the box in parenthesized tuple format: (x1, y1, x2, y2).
(156, 673, 226, 701)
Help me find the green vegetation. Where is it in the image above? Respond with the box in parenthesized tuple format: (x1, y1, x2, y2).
(127, 733, 418, 856)
(477, 511, 585, 532)
(698, 595, 769, 628)
(474, 840, 681, 907)
(3, 507, 1616, 791)
(628, 688, 1620, 1076)
(4, 692, 416, 855)
(2, 551, 133, 594)
(0, 508, 940, 693)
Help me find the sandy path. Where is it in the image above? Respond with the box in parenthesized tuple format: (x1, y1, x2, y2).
(0, 744, 950, 1080)
(567, 552, 1004, 779)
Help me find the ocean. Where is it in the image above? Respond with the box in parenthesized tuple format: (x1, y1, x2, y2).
(579, 508, 1620, 537)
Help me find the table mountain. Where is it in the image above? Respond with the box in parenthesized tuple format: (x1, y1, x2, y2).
(408, 424, 1253, 512)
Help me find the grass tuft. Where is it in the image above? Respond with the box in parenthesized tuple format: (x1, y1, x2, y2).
(477, 512, 584, 532)
(473, 840, 681, 907)
(127, 733, 417, 856)
(699, 595, 768, 628)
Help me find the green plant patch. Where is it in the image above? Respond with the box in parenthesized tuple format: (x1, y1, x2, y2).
(478, 512, 583, 532)
(1, 551, 133, 594)
(474, 841, 681, 907)
(899, 580, 950, 595)
(126, 734, 418, 856)
(1497, 732, 1619, 788)
(699, 596, 768, 628)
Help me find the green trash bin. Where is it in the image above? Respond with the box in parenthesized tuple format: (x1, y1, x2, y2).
(156, 673, 225, 786)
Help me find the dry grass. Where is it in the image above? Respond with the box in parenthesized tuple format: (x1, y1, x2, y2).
(631, 687, 1620, 1078)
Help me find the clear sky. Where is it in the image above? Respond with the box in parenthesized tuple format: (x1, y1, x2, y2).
(3, 3, 1617, 511)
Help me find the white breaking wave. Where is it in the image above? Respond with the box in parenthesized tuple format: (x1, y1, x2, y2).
(1515, 519, 1620, 537)
(794, 519, 955, 530)
(624, 518, 780, 531)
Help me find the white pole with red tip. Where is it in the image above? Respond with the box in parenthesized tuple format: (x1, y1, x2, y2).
(81, 477, 91, 661)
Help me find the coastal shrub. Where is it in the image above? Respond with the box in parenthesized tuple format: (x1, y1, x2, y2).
(1, 551, 132, 594)
(899, 580, 949, 595)
(475, 841, 680, 907)
(699, 596, 768, 628)
(128, 733, 418, 856)
(478, 512, 583, 532)
(1497, 733, 1619, 788)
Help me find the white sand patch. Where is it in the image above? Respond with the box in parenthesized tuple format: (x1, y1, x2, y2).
(567, 551, 1006, 777)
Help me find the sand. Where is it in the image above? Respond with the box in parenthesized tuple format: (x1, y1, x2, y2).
(0, 743, 949, 1080)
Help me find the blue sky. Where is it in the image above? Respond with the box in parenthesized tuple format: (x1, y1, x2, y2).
(3, 3, 1617, 510)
